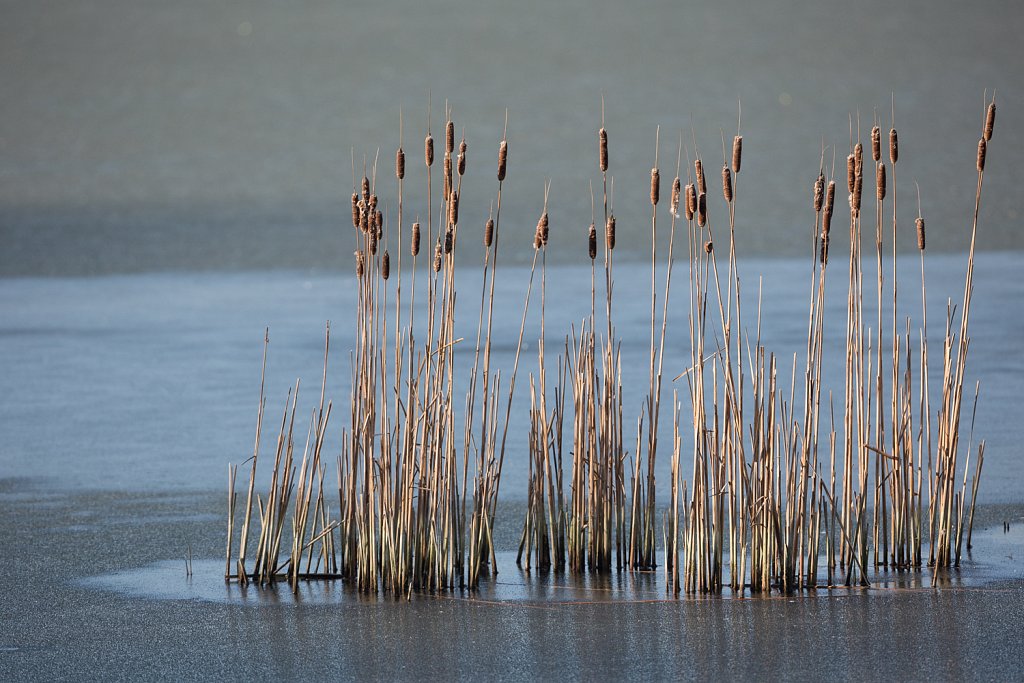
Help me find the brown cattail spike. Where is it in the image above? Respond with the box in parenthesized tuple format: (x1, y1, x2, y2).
(695, 159, 706, 195)
(685, 184, 696, 221)
(536, 212, 549, 247)
(362, 176, 370, 203)
(375, 209, 383, 231)
(871, 126, 881, 162)
(855, 142, 864, 173)
(852, 172, 863, 213)
(977, 138, 987, 172)
(448, 190, 459, 226)
(444, 153, 452, 197)
(351, 193, 360, 228)
(457, 140, 466, 176)
(485, 218, 494, 248)
(599, 128, 608, 171)
(606, 214, 616, 250)
(588, 222, 597, 260)
(411, 222, 421, 256)
(651, 168, 660, 206)
(876, 162, 886, 201)
(820, 233, 829, 265)
(889, 128, 898, 164)
(368, 194, 378, 213)
(355, 250, 365, 277)
(396, 147, 405, 180)
(847, 154, 856, 193)
(359, 205, 369, 232)
(369, 230, 378, 255)
(444, 228, 453, 254)
(732, 135, 743, 174)
(433, 243, 442, 272)
(813, 173, 824, 212)
(722, 165, 733, 203)
(916, 217, 926, 250)
(497, 140, 508, 181)
(825, 180, 836, 216)
(704, 240, 713, 254)
(671, 176, 682, 216)
(382, 251, 390, 280)
(425, 134, 434, 167)
(822, 210, 832, 239)
(985, 101, 996, 141)
(446, 120, 455, 155)
(697, 192, 707, 227)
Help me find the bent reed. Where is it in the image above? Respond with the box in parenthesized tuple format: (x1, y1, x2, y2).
(225, 96, 997, 596)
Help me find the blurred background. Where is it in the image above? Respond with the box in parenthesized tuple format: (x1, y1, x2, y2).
(1, 0, 1021, 276)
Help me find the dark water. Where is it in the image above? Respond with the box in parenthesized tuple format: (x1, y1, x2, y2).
(1, 0, 1022, 275)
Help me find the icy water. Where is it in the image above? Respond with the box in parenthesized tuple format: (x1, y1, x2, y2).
(2, 253, 1023, 500)
(3, 0, 1024, 678)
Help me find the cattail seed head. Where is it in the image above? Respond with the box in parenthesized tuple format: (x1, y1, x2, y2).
(671, 176, 682, 216)
(448, 190, 459, 226)
(871, 126, 881, 162)
(368, 194, 378, 214)
(457, 140, 466, 176)
(916, 217, 926, 250)
(411, 222, 421, 256)
(355, 250, 365, 277)
(876, 162, 886, 201)
(985, 101, 996, 141)
(425, 134, 434, 167)
(695, 159, 706, 196)
(722, 165, 733, 203)
(820, 233, 829, 265)
(396, 147, 405, 180)
(650, 167, 660, 206)
(369, 229, 378, 255)
(361, 176, 370, 203)
(443, 153, 452, 197)
(889, 128, 898, 164)
(588, 222, 597, 260)
(854, 142, 864, 173)
(536, 212, 549, 247)
(825, 180, 836, 216)
(813, 173, 824, 212)
(685, 183, 696, 221)
(732, 135, 743, 174)
(382, 250, 390, 280)
(433, 243, 442, 272)
(445, 120, 455, 155)
(852, 172, 863, 213)
(822, 210, 832, 239)
(485, 218, 494, 248)
(444, 227, 453, 254)
(359, 205, 369, 233)
(606, 214, 616, 250)
(351, 193, 360, 228)
(599, 128, 608, 171)
(977, 137, 987, 172)
(497, 140, 508, 181)
(847, 154, 856, 193)
(697, 192, 707, 227)
(375, 209, 383, 232)
(704, 240, 713, 254)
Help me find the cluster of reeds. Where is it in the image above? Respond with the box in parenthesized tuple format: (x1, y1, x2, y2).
(226, 104, 536, 593)
(226, 95, 997, 596)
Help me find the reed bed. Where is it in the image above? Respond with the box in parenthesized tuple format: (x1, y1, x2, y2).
(225, 96, 997, 596)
